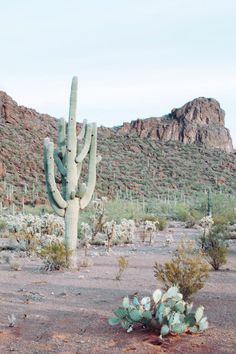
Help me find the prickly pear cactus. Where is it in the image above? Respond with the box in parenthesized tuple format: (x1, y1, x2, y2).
(109, 286, 208, 337)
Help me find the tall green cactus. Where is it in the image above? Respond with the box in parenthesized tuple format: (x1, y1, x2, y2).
(43, 76, 101, 268)
(207, 188, 212, 217)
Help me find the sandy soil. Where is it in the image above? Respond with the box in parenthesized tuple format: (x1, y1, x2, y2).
(0, 222, 236, 354)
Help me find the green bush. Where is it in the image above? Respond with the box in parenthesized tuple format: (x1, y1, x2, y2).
(213, 211, 236, 225)
(39, 242, 71, 271)
(173, 204, 191, 222)
(154, 241, 209, 300)
(143, 215, 158, 222)
(157, 217, 167, 230)
(212, 215, 229, 225)
(190, 208, 204, 221)
(0, 219, 7, 233)
(199, 224, 229, 270)
(105, 199, 143, 223)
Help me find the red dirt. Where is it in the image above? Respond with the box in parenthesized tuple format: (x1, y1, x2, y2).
(0, 223, 236, 353)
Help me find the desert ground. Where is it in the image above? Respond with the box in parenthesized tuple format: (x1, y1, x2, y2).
(0, 222, 236, 354)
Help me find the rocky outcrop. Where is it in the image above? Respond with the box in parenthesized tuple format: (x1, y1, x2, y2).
(0, 91, 56, 132)
(116, 97, 233, 153)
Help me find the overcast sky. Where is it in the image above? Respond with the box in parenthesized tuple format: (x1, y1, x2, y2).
(0, 0, 235, 146)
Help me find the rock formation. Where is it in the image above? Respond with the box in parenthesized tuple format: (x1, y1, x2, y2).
(116, 97, 233, 153)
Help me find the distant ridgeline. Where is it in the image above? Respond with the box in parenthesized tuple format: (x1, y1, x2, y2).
(0, 91, 235, 207)
(99, 97, 233, 153)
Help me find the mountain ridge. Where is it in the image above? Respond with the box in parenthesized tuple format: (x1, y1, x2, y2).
(0, 91, 235, 205)
(99, 97, 233, 153)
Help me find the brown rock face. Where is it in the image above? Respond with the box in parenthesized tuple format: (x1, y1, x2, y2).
(0, 91, 57, 131)
(116, 97, 233, 153)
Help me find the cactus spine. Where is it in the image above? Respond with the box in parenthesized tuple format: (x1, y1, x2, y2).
(43, 76, 100, 268)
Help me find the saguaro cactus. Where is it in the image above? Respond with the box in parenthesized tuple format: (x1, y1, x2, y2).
(207, 188, 212, 217)
(43, 76, 101, 268)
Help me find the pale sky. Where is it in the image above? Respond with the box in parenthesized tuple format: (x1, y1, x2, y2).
(0, 0, 236, 146)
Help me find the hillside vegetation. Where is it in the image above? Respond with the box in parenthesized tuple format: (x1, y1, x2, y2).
(0, 91, 235, 207)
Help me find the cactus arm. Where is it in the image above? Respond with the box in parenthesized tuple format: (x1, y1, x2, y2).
(54, 149, 67, 176)
(43, 140, 65, 217)
(44, 139, 67, 209)
(57, 118, 67, 199)
(79, 123, 97, 209)
(77, 162, 82, 180)
(75, 124, 92, 163)
(45, 185, 65, 217)
(67, 76, 77, 152)
(65, 76, 78, 198)
(77, 119, 87, 141)
(58, 117, 66, 158)
(75, 182, 87, 198)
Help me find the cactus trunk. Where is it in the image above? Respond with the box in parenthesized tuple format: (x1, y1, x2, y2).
(65, 199, 79, 267)
(43, 76, 101, 268)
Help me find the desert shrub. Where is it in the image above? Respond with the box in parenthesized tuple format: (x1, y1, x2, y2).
(109, 286, 208, 337)
(143, 215, 158, 223)
(139, 220, 157, 245)
(4, 213, 64, 252)
(105, 199, 143, 223)
(115, 219, 135, 244)
(103, 221, 116, 251)
(213, 215, 229, 225)
(90, 197, 107, 241)
(185, 218, 196, 228)
(80, 222, 92, 255)
(23, 204, 53, 216)
(173, 204, 191, 222)
(0, 219, 7, 233)
(223, 210, 236, 224)
(39, 241, 71, 271)
(213, 211, 236, 225)
(154, 241, 209, 300)
(79, 257, 93, 268)
(115, 256, 129, 280)
(189, 208, 204, 221)
(143, 215, 160, 228)
(199, 224, 229, 270)
(157, 217, 167, 231)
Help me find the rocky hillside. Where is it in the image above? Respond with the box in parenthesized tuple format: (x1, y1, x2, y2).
(0, 91, 235, 206)
(104, 97, 233, 153)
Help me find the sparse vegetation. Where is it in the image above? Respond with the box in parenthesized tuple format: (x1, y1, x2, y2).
(139, 220, 157, 245)
(200, 224, 229, 270)
(39, 241, 72, 271)
(115, 256, 129, 281)
(157, 217, 167, 231)
(1, 213, 64, 253)
(154, 241, 209, 300)
(173, 204, 191, 222)
(79, 257, 93, 268)
(0, 219, 7, 233)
